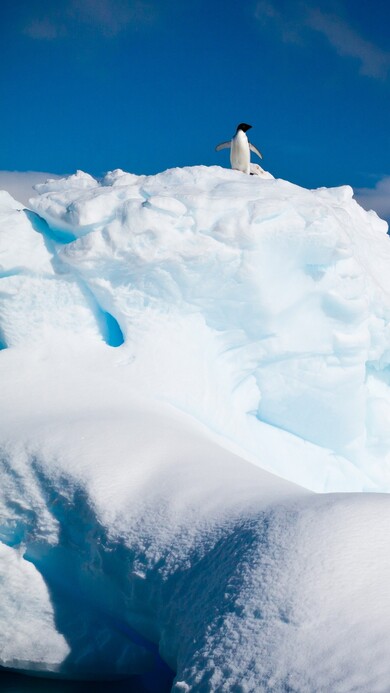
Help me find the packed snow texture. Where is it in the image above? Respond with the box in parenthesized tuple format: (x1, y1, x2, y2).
(1, 166, 390, 691)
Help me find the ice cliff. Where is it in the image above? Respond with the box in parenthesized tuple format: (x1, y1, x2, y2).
(0, 166, 390, 692)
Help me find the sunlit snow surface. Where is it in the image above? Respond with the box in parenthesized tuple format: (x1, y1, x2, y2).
(1, 167, 390, 691)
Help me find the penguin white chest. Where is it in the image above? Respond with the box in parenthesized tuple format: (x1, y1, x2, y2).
(230, 130, 250, 174)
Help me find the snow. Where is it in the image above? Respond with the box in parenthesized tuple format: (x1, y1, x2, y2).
(28, 165, 390, 489)
(0, 541, 70, 671)
(0, 165, 390, 691)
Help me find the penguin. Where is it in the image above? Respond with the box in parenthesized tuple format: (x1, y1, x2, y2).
(215, 123, 263, 175)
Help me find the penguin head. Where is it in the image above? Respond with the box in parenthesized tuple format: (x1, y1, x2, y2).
(236, 123, 252, 133)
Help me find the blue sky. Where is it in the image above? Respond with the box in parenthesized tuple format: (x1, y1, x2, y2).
(0, 0, 389, 217)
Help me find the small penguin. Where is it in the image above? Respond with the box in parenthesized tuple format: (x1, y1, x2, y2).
(215, 123, 263, 175)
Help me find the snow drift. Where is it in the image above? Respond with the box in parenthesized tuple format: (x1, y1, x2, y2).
(1, 166, 390, 691)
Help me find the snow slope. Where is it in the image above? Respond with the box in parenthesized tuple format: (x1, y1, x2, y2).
(0, 167, 390, 691)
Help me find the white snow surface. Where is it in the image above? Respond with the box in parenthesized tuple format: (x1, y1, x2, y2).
(0, 166, 390, 691)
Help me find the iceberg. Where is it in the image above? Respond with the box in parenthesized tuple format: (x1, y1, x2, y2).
(0, 166, 390, 691)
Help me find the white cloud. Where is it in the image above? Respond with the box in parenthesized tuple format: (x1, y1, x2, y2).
(354, 176, 390, 222)
(0, 171, 61, 208)
(307, 9, 390, 80)
(69, 0, 156, 36)
(254, 1, 390, 80)
(254, 1, 303, 45)
(23, 19, 61, 41)
(23, 0, 156, 41)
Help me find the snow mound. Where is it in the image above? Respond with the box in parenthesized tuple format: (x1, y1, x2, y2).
(1, 352, 390, 692)
(1, 165, 390, 691)
(27, 165, 390, 491)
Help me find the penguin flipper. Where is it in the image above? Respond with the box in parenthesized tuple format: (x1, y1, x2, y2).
(215, 141, 231, 152)
(249, 142, 263, 159)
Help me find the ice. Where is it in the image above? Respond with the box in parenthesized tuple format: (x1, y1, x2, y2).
(0, 165, 390, 690)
